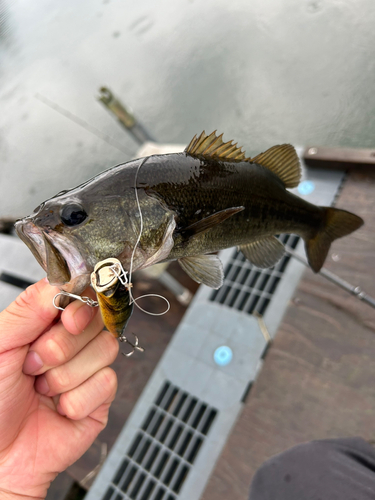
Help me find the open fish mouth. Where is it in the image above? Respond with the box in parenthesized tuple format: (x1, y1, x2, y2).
(15, 220, 48, 272)
(15, 219, 90, 290)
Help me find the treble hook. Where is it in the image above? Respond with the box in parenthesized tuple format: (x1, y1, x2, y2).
(118, 333, 145, 357)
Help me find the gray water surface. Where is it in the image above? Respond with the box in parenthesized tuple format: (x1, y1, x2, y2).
(1, 0, 374, 216)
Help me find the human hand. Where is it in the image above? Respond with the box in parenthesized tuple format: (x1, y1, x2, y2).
(0, 278, 119, 499)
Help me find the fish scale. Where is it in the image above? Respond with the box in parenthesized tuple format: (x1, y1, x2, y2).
(15, 131, 363, 327)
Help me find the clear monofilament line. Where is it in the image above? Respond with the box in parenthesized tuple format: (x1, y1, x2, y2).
(127, 157, 171, 316)
(127, 157, 146, 294)
(110, 263, 129, 287)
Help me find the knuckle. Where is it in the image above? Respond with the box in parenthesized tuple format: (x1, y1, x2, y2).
(97, 331, 119, 362)
(100, 367, 118, 393)
(12, 286, 37, 317)
(45, 337, 71, 366)
(14, 287, 32, 310)
(49, 366, 72, 392)
(61, 394, 84, 420)
(14, 282, 53, 321)
(98, 369, 118, 404)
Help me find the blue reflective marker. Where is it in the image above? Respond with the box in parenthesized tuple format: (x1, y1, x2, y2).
(213, 346, 233, 366)
(298, 180, 315, 195)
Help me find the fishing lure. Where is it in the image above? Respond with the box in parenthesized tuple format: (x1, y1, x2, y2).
(90, 258, 144, 356)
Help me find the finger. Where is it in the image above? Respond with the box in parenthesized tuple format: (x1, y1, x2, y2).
(57, 367, 117, 421)
(35, 329, 119, 396)
(61, 287, 100, 336)
(0, 278, 60, 353)
(23, 306, 104, 376)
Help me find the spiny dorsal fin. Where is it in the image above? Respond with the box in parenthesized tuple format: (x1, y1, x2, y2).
(250, 144, 301, 188)
(185, 131, 249, 162)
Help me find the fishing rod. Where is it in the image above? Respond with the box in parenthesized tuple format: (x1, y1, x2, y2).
(285, 246, 375, 310)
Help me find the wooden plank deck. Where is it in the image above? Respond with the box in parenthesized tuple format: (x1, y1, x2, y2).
(201, 171, 375, 500)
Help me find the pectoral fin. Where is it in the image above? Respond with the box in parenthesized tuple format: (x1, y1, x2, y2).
(178, 254, 224, 289)
(240, 236, 285, 268)
(180, 207, 244, 238)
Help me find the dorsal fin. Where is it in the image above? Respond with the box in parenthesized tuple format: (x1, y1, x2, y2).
(185, 131, 249, 162)
(250, 144, 301, 188)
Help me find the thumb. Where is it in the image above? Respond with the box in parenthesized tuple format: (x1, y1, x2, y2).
(0, 278, 60, 353)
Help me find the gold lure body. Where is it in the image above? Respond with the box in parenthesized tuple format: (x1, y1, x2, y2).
(90, 258, 133, 338)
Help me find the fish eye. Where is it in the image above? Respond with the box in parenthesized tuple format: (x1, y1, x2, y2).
(60, 203, 87, 226)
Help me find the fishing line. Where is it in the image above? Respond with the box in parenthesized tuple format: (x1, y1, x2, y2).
(52, 158, 171, 317)
(35, 93, 135, 156)
(124, 157, 171, 316)
(107, 258, 171, 317)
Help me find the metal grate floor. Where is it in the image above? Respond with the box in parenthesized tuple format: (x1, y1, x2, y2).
(101, 381, 218, 500)
(210, 234, 300, 315)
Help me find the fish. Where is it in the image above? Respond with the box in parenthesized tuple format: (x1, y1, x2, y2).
(15, 130, 364, 301)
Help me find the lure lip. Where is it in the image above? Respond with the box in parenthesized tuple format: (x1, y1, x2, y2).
(91, 257, 125, 293)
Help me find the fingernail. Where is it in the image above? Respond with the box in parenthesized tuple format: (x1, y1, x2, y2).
(73, 304, 94, 332)
(57, 403, 66, 416)
(35, 375, 50, 395)
(23, 351, 43, 375)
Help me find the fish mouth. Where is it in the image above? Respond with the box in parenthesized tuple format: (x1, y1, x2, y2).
(15, 219, 48, 272)
(15, 219, 91, 292)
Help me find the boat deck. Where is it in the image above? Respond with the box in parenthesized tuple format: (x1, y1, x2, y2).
(201, 169, 375, 499)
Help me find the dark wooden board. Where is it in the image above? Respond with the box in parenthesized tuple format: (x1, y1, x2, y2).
(304, 146, 375, 170)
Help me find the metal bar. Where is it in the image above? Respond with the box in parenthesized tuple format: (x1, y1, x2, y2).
(98, 87, 155, 145)
(285, 246, 375, 310)
(157, 272, 192, 306)
(0, 271, 34, 289)
(304, 146, 375, 171)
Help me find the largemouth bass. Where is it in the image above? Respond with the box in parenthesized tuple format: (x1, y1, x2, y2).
(16, 131, 363, 298)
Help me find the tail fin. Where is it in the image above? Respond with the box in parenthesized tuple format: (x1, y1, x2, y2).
(305, 207, 363, 273)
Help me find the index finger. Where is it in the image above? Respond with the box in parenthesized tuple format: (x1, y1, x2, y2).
(61, 286, 101, 335)
(0, 278, 60, 352)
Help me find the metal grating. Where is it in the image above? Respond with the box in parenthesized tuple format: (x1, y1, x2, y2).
(101, 381, 218, 500)
(210, 234, 300, 315)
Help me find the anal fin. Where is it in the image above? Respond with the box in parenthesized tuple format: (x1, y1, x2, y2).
(178, 254, 224, 289)
(240, 236, 285, 268)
